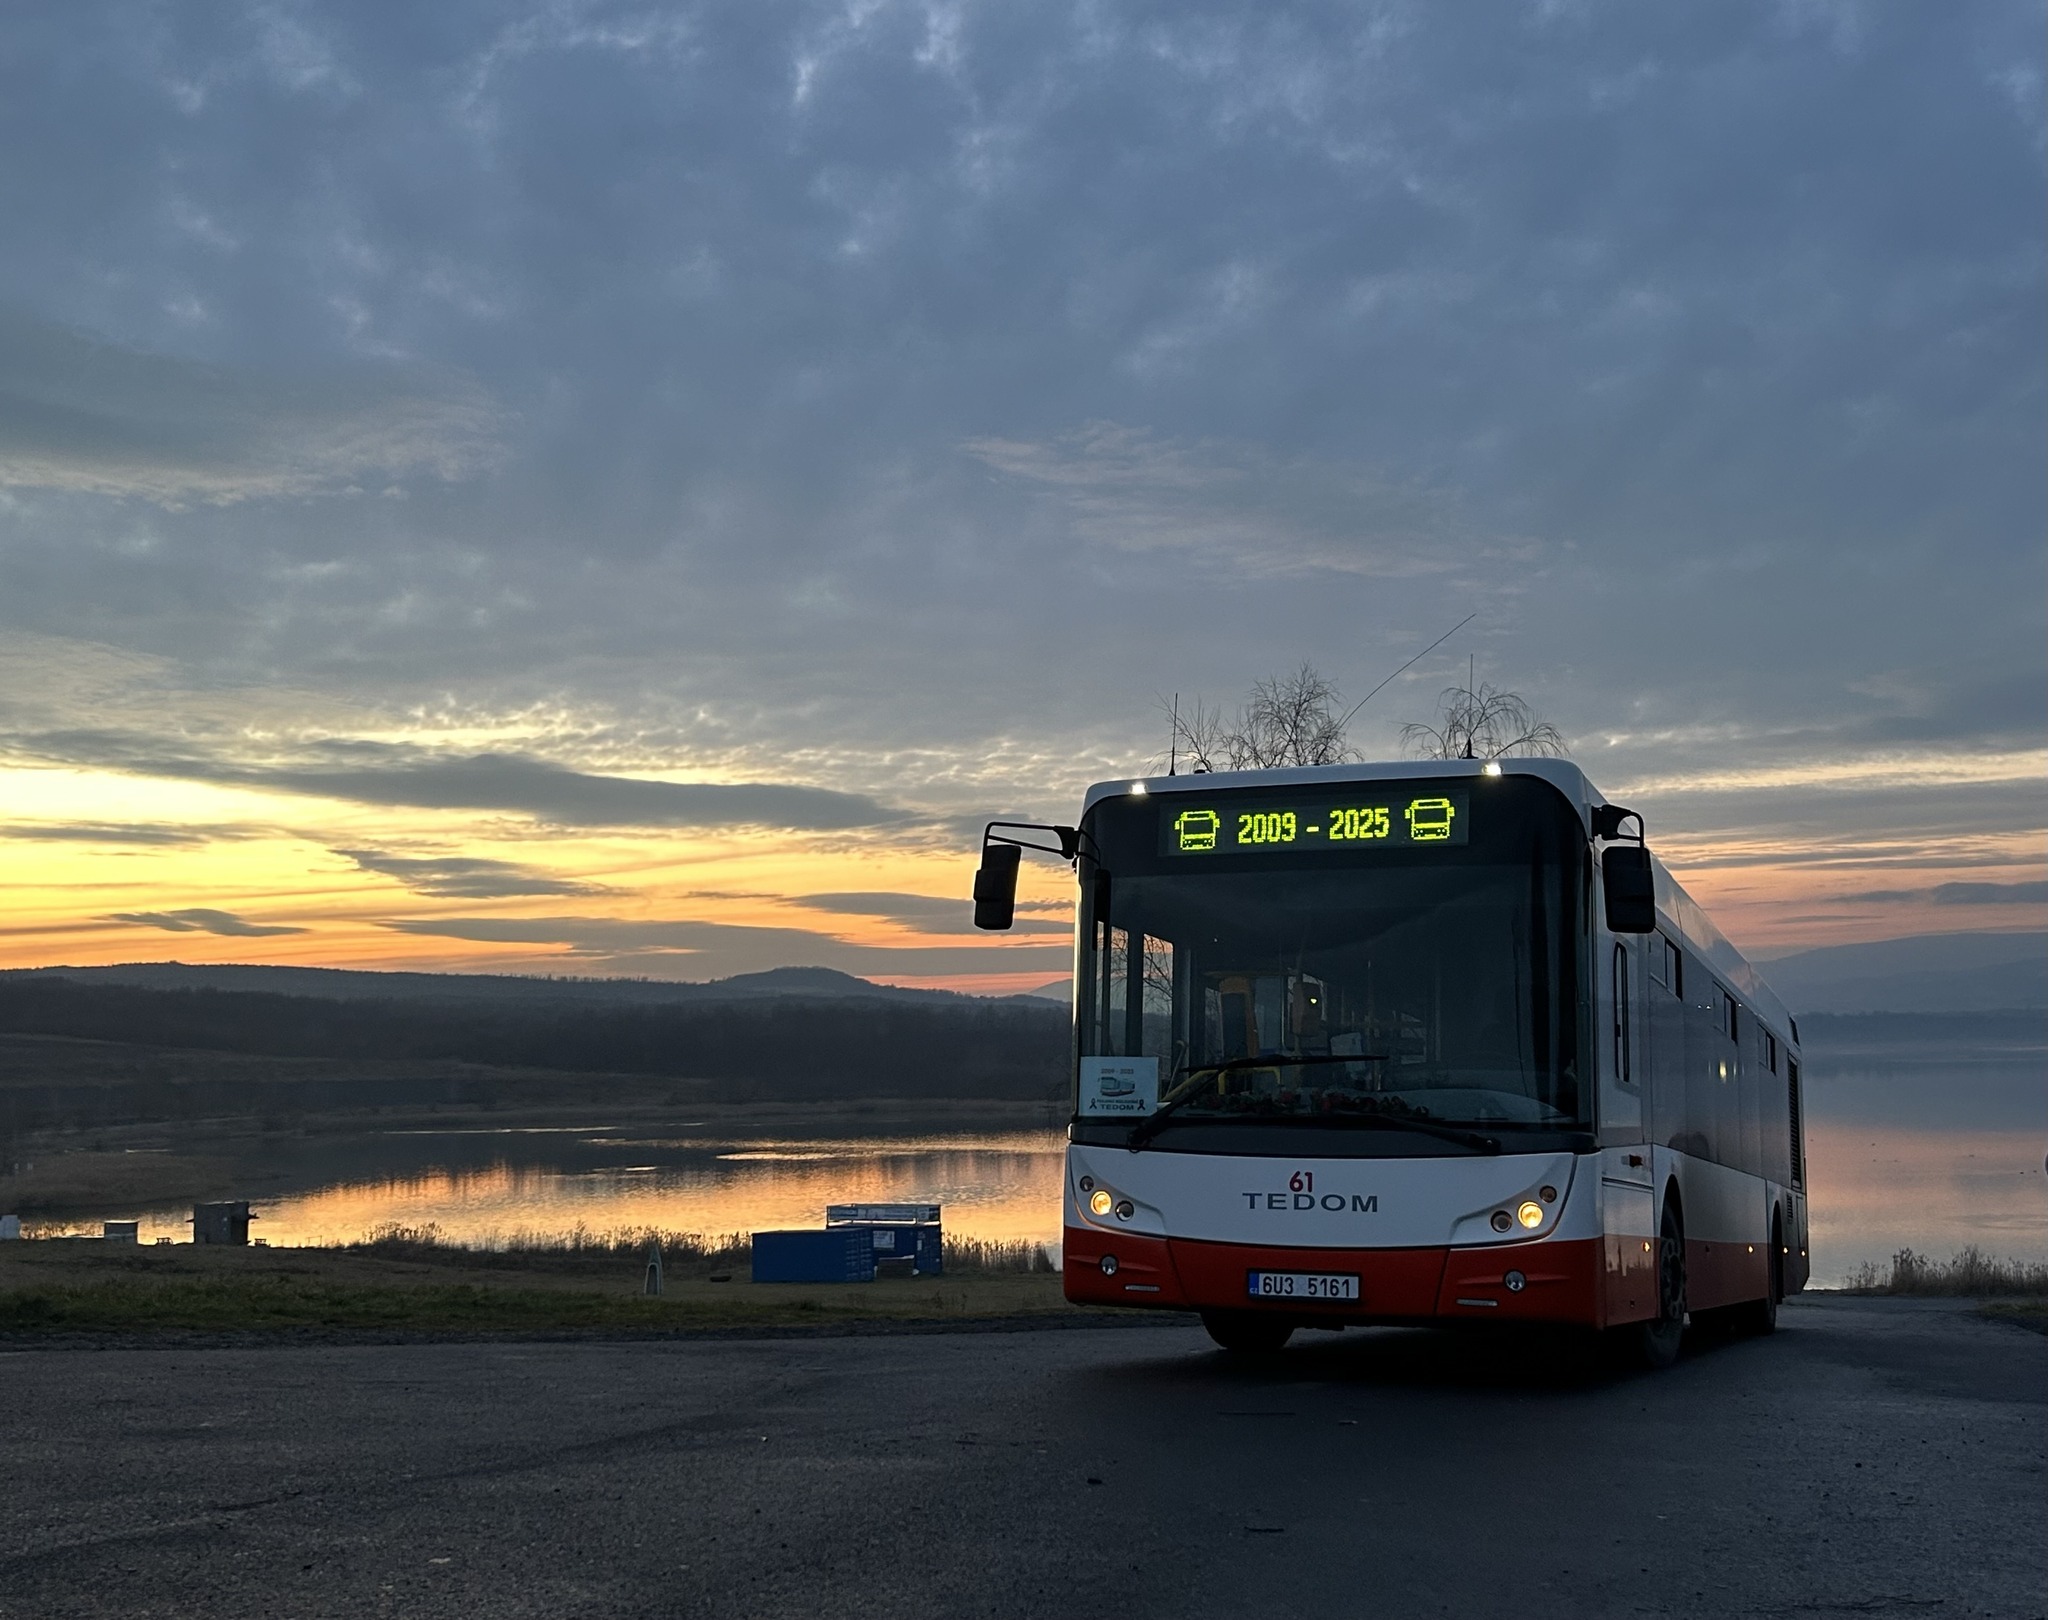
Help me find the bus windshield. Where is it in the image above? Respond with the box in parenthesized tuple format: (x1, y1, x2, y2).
(1076, 776, 1588, 1134)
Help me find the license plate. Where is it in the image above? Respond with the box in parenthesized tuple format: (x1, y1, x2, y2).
(1247, 1271, 1359, 1301)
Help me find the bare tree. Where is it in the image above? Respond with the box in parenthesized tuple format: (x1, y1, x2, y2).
(1162, 695, 1235, 774)
(1400, 681, 1568, 761)
(1163, 663, 1356, 772)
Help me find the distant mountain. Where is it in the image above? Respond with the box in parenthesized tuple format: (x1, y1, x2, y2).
(1754, 931, 2045, 1015)
(20, 930, 2037, 1019)
(0, 961, 965, 1007)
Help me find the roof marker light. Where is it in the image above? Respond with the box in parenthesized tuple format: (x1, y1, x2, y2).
(1129, 781, 1148, 797)
(1482, 760, 1503, 777)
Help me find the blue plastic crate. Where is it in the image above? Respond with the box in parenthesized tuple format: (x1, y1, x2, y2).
(750, 1228, 876, 1284)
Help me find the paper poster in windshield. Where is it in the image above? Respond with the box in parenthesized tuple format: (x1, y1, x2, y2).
(1159, 792, 1470, 856)
(1079, 1056, 1158, 1117)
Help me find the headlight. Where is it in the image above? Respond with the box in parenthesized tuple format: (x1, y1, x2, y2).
(1516, 1201, 1544, 1229)
(1089, 1188, 1114, 1217)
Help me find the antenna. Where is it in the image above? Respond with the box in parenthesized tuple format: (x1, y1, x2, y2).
(1169, 693, 1179, 777)
(1335, 612, 1474, 733)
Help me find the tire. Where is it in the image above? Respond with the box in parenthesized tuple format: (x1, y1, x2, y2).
(1730, 1216, 1784, 1336)
(1633, 1200, 1687, 1369)
(1200, 1311, 1296, 1353)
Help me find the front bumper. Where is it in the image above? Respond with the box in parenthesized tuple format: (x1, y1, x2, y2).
(1062, 1224, 1605, 1325)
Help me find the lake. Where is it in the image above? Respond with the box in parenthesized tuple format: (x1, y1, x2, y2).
(76, 1128, 1074, 1253)
(1800, 1040, 2045, 1284)
(35, 1052, 2044, 1287)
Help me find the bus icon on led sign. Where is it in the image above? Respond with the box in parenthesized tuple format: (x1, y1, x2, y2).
(1174, 809, 1222, 852)
(1405, 797, 1456, 842)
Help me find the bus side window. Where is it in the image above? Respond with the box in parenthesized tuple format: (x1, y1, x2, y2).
(1648, 934, 1669, 990)
(1666, 940, 1684, 998)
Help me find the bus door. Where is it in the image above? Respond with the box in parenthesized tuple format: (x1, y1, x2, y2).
(1601, 936, 1656, 1319)
(1601, 938, 1645, 1144)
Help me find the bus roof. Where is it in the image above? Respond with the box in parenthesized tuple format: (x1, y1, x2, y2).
(1079, 758, 1799, 1047)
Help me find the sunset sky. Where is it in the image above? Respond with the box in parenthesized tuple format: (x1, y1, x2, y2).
(1, 2, 2041, 993)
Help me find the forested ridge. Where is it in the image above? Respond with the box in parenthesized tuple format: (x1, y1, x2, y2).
(0, 977, 1070, 1099)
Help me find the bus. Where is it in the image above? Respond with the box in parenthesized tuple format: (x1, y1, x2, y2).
(973, 759, 1809, 1366)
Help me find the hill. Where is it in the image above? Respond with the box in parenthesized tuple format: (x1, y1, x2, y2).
(0, 961, 970, 1007)
(0, 974, 1070, 1108)
(1754, 931, 2044, 1015)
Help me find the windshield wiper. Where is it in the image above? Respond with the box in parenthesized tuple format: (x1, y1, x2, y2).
(1126, 1054, 1387, 1148)
(1290, 1111, 1502, 1154)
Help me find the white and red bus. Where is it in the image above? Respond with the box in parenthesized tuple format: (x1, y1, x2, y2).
(974, 759, 1809, 1365)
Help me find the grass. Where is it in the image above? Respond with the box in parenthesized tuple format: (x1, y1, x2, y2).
(0, 1272, 1072, 1335)
(0, 1223, 1075, 1337)
(1838, 1246, 2048, 1297)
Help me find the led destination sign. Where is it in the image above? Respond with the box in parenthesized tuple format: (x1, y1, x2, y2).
(1158, 791, 1470, 856)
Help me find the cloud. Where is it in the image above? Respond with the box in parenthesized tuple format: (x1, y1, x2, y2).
(1933, 881, 2048, 905)
(963, 423, 1490, 577)
(380, 914, 1070, 979)
(1831, 880, 2048, 906)
(0, 308, 505, 505)
(0, 1, 2039, 968)
(334, 847, 606, 899)
(785, 890, 1068, 935)
(106, 908, 307, 937)
(0, 822, 252, 846)
(4, 732, 913, 832)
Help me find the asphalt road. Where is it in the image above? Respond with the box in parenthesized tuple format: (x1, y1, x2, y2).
(3, 1297, 2041, 1619)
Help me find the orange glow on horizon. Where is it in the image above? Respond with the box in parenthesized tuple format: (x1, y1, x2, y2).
(0, 752, 2039, 984)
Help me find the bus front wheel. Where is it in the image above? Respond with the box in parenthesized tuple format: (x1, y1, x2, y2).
(1632, 1202, 1687, 1369)
(1201, 1311, 1295, 1353)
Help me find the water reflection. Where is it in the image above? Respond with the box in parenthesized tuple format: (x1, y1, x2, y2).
(98, 1131, 1071, 1249)
(1805, 1126, 2045, 1285)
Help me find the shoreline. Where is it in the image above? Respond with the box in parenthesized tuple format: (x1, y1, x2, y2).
(3, 1092, 1064, 1220)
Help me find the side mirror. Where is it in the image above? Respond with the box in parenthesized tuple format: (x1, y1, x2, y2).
(972, 842, 1021, 931)
(1602, 844, 1656, 934)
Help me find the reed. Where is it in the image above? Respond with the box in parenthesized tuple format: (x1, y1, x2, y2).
(348, 1223, 1057, 1275)
(1839, 1246, 2048, 1297)
(349, 1222, 751, 1270)
(938, 1237, 1059, 1275)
